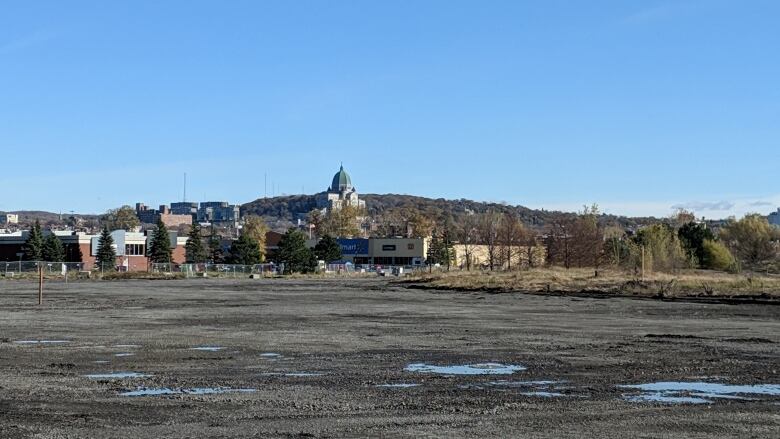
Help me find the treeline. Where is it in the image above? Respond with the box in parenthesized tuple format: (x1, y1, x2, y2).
(545, 208, 779, 274)
(20, 220, 82, 263)
(240, 193, 663, 233)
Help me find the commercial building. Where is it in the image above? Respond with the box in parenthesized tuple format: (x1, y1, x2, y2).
(0, 213, 19, 225)
(171, 202, 199, 217)
(306, 237, 427, 267)
(135, 203, 193, 228)
(769, 208, 780, 226)
(0, 229, 187, 271)
(197, 202, 240, 227)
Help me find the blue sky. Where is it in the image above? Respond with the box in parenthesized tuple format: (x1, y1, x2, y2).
(1, 0, 778, 218)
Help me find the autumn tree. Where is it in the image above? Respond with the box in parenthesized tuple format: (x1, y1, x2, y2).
(719, 214, 779, 267)
(321, 205, 363, 238)
(569, 205, 604, 270)
(701, 239, 737, 272)
(634, 224, 690, 272)
(102, 205, 140, 231)
(242, 216, 269, 262)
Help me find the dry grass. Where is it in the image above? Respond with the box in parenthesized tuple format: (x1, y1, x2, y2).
(405, 267, 780, 299)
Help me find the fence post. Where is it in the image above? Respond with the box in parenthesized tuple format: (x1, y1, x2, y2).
(38, 265, 43, 305)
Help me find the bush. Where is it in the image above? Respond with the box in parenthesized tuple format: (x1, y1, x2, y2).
(701, 239, 737, 272)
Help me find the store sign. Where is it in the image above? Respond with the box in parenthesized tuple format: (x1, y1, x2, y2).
(338, 239, 368, 255)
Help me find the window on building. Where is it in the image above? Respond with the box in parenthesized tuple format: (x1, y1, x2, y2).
(382, 245, 396, 251)
(125, 244, 145, 256)
(407, 243, 414, 250)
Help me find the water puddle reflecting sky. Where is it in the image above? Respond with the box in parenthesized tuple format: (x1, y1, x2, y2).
(84, 372, 150, 379)
(620, 382, 780, 404)
(405, 363, 525, 375)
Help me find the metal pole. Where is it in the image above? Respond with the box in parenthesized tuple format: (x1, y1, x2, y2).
(641, 245, 645, 282)
(38, 266, 43, 305)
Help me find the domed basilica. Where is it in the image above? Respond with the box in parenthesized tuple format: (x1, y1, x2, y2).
(316, 164, 365, 212)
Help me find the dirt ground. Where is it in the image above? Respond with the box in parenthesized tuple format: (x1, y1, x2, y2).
(0, 278, 778, 438)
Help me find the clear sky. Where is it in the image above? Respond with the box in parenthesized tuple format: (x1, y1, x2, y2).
(1, 0, 778, 218)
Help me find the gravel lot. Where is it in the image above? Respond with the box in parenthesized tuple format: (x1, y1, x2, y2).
(0, 277, 778, 438)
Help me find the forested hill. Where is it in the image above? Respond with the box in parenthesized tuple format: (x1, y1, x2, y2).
(240, 193, 660, 231)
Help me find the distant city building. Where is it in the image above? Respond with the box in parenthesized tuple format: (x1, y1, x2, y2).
(769, 208, 780, 226)
(135, 203, 192, 228)
(316, 165, 365, 213)
(171, 202, 198, 217)
(0, 213, 19, 225)
(197, 202, 240, 227)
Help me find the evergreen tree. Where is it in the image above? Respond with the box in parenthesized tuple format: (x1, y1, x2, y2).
(148, 219, 172, 263)
(274, 228, 317, 274)
(678, 222, 714, 267)
(184, 223, 208, 263)
(22, 220, 45, 261)
(427, 228, 455, 269)
(65, 242, 84, 263)
(208, 235, 226, 264)
(42, 233, 66, 262)
(228, 234, 262, 265)
(313, 234, 342, 262)
(95, 227, 117, 271)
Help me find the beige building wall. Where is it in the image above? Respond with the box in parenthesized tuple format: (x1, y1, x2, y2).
(453, 244, 546, 270)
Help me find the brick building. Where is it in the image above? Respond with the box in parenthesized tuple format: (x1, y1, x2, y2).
(0, 230, 187, 271)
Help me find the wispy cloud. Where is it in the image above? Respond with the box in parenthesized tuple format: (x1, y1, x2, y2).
(671, 201, 735, 211)
(0, 30, 56, 55)
(748, 200, 773, 207)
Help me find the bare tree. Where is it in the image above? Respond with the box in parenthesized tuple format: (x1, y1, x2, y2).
(456, 214, 480, 270)
(499, 212, 524, 270)
(478, 211, 502, 271)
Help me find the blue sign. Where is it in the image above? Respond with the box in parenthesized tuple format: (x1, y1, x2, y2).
(338, 239, 368, 255)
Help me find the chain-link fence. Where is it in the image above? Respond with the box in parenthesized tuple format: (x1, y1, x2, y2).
(151, 263, 277, 277)
(1, 261, 85, 277)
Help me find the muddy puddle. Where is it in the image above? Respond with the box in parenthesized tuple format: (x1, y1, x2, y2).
(260, 372, 323, 377)
(405, 362, 525, 375)
(84, 372, 150, 379)
(14, 340, 70, 345)
(120, 387, 257, 397)
(260, 352, 282, 358)
(376, 383, 420, 388)
(620, 381, 780, 404)
(190, 346, 224, 352)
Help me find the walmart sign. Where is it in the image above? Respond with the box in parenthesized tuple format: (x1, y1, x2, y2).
(337, 239, 369, 255)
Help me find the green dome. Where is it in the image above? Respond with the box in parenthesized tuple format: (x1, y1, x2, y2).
(331, 165, 353, 192)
